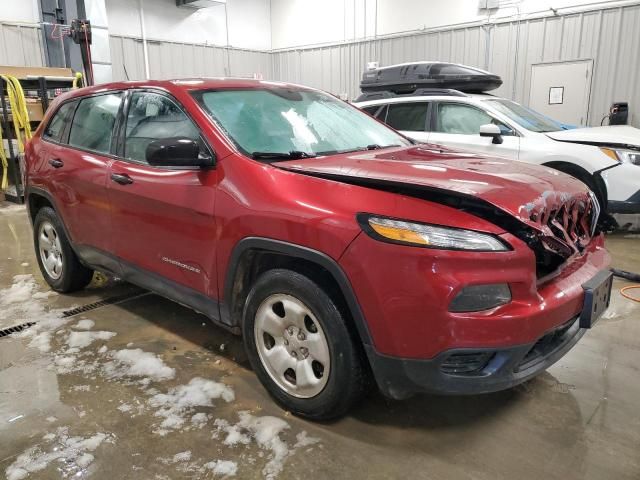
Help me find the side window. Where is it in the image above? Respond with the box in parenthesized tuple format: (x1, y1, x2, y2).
(375, 105, 388, 120)
(43, 101, 77, 143)
(385, 103, 429, 132)
(362, 105, 381, 116)
(435, 103, 513, 136)
(124, 91, 201, 163)
(69, 93, 122, 154)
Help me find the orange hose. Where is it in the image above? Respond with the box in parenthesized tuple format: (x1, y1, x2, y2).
(620, 285, 640, 303)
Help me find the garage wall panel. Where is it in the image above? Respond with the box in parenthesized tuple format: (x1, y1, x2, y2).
(0, 24, 45, 67)
(109, 35, 271, 82)
(271, 4, 640, 127)
(541, 17, 564, 63)
(109, 36, 145, 81)
(4, 4, 631, 126)
(561, 14, 583, 60)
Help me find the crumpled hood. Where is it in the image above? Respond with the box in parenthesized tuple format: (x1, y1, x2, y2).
(274, 144, 591, 231)
(546, 125, 640, 148)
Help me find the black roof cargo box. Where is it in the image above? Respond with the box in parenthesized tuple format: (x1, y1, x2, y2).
(359, 62, 503, 95)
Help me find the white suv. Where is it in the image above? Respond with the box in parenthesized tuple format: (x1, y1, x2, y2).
(354, 92, 640, 218)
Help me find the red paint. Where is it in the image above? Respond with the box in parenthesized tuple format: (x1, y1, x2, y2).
(25, 79, 610, 362)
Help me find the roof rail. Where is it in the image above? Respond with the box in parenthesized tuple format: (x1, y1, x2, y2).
(355, 88, 468, 102)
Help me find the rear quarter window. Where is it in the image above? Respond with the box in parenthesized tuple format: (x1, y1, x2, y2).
(43, 101, 77, 143)
(385, 102, 429, 132)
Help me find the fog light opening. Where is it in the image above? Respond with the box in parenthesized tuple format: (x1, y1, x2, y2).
(449, 284, 511, 313)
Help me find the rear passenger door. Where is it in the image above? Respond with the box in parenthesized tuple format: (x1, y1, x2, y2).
(41, 92, 122, 255)
(376, 102, 430, 143)
(107, 89, 218, 297)
(428, 101, 520, 159)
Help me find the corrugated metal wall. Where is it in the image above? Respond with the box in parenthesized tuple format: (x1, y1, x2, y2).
(109, 35, 272, 81)
(0, 23, 45, 67)
(2, 4, 638, 128)
(271, 4, 640, 127)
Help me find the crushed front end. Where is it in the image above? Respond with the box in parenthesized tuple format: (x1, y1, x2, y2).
(339, 189, 611, 399)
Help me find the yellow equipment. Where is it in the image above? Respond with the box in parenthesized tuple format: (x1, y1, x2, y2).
(1, 75, 33, 191)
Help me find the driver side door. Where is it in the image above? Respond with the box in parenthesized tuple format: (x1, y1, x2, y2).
(428, 101, 520, 160)
(107, 89, 219, 303)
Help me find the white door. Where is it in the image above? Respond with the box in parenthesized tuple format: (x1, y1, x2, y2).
(427, 102, 520, 160)
(529, 60, 593, 126)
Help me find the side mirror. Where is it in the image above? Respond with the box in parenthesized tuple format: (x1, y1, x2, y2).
(479, 124, 503, 145)
(146, 137, 214, 168)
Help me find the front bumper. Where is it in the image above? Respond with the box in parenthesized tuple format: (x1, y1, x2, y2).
(601, 163, 640, 213)
(608, 189, 640, 213)
(366, 316, 585, 399)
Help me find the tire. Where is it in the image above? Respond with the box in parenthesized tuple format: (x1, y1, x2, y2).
(33, 207, 94, 293)
(242, 268, 368, 420)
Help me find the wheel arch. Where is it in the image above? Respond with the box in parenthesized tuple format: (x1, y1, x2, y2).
(26, 187, 77, 245)
(221, 237, 373, 348)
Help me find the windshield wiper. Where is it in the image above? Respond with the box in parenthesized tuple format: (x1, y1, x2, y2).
(365, 144, 401, 150)
(317, 144, 402, 155)
(251, 150, 317, 161)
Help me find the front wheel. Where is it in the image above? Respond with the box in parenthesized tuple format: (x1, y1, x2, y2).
(242, 269, 368, 420)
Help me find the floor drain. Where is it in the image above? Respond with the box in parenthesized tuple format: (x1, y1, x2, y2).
(0, 322, 36, 338)
(62, 290, 149, 318)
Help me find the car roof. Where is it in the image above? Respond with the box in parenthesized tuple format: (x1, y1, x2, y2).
(354, 92, 499, 107)
(59, 78, 317, 100)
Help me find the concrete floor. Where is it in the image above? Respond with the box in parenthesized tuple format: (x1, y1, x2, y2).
(1, 202, 639, 480)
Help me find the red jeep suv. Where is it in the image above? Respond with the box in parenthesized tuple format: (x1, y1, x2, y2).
(24, 79, 612, 420)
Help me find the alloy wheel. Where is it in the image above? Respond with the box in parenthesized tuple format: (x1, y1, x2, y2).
(38, 221, 64, 280)
(254, 294, 331, 398)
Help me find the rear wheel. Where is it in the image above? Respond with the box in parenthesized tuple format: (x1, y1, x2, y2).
(33, 207, 94, 292)
(242, 269, 368, 420)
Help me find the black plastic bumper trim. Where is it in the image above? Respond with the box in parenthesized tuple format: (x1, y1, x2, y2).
(365, 316, 585, 400)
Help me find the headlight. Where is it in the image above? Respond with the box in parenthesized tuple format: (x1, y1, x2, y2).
(358, 214, 510, 251)
(600, 147, 640, 165)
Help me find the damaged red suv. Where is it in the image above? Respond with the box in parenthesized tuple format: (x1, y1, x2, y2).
(24, 79, 612, 419)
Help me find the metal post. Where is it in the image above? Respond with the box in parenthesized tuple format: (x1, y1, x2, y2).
(39, 77, 50, 112)
(138, 0, 151, 80)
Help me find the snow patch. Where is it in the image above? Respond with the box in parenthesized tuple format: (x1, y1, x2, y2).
(294, 431, 320, 448)
(205, 460, 238, 476)
(172, 451, 192, 463)
(215, 412, 320, 479)
(148, 377, 234, 433)
(158, 452, 237, 477)
(5, 427, 113, 480)
(67, 330, 116, 349)
(104, 348, 175, 382)
(1, 274, 37, 304)
(191, 412, 210, 428)
(2, 275, 69, 351)
(73, 319, 95, 330)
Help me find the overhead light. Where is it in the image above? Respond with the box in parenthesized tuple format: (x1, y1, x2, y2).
(176, 0, 226, 9)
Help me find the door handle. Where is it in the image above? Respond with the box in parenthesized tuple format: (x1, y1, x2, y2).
(48, 158, 64, 168)
(111, 173, 134, 185)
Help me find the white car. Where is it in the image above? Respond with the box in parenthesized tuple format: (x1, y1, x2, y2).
(354, 93, 640, 217)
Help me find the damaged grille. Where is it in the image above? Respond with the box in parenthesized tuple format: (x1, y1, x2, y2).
(525, 191, 599, 278)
